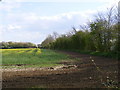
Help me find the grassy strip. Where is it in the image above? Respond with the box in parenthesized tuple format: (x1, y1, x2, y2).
(55, 49, 119, 60)
(1, 48, 72, 68)
(69, 49, 119, 60)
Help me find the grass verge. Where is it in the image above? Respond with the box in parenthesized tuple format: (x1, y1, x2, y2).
(60, 49, 119, 60)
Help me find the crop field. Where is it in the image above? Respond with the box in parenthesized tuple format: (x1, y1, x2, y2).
(1, 48, 118, 88)
(1, 48, 70, 68)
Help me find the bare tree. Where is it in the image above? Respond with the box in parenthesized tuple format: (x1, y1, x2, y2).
(52, 32, 59, 40)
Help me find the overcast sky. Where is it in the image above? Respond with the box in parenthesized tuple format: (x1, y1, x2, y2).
(0, 0, 119, 44)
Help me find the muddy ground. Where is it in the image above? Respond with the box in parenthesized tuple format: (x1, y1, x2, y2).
(2, 51, 119, 88)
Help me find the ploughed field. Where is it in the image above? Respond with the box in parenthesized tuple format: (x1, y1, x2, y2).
(1, 48, 119, 88)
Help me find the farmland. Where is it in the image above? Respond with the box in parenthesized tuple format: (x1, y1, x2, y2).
(1, 1, 119, 89)
(1, 48, 71, 68)
(2, 48, 118, 88)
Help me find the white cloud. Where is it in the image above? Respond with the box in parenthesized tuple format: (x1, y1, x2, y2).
(1, 8, 97, 43)
(4, 11, 93, 29)
(2, 30, 45, 44)
(7, 24, 22, 30)
(16, 31, 41, 40)
(1, 10, 95, 43)
(0, 2, 21, 12)
(27, 12, 89, 30)
(0, 24, 22, 33)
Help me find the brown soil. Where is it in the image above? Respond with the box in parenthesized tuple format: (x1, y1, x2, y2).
(2, 51, 119, 88)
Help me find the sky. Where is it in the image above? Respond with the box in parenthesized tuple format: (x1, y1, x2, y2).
(0, 0, 119, 44)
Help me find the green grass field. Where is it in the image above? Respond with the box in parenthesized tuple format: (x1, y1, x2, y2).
(1, 48, 71, 68)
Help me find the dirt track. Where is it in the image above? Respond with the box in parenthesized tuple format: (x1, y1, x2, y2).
(2, 51, 119, 88)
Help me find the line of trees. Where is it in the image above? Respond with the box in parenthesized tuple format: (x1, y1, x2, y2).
(41, 6, 119, 54)
(0, 41, 37, 49)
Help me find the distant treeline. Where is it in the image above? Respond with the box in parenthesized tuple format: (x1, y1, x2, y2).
(0, 42, 37, 49)
(41, 7, 120, 58)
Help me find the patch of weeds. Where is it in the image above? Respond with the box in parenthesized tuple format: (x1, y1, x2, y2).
(102, 77, 118, 88)
(90, 56, 118, 88)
